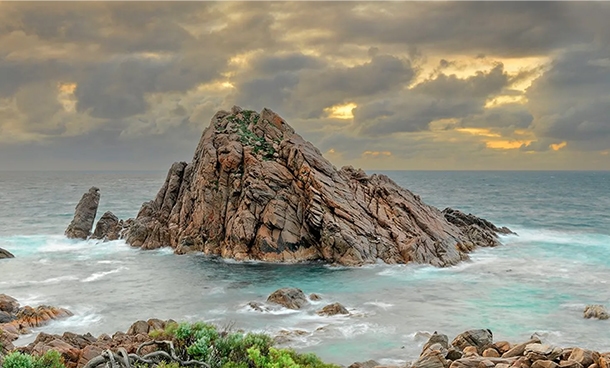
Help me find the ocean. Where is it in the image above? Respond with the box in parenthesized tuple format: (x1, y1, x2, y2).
(1, 170, 609, 365)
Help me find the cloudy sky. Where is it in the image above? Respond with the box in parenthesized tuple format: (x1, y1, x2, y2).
(1, 2, 609, 171)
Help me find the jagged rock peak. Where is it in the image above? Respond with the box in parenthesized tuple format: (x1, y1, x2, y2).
(121, 106, 511, 266)
(65, 187, 100, 240)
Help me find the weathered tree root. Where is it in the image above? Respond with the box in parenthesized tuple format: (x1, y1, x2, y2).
(83, 340, 210, 368)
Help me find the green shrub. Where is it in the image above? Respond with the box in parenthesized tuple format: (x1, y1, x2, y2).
(144, 321, 338, 368)
(2, 351, 34, 368)
(33, 350, 66, 368)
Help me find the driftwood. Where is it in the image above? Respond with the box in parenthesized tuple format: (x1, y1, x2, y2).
(83, 340, 210, 368)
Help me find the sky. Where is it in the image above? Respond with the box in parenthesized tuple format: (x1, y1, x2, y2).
(1, 2, 610, 171)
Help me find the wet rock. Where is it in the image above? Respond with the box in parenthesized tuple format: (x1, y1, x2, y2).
(452, 329, 494, 354)
(65, 187, 100, 239)
(309, 293, 322, 301)
(568, 348, 599, 367)
(349, 360, 381, 368)
(2, 305, 73, 333)
(118, 107, 511, 266)
(525, 344, 563, 362)
(248, 301, 269, 312)
(421, 332, 450, 356)
(0, 294, 20, 314)
(91, 211, 123, 241)
(413, 350, 449, 368)
(503, 338, 542, 358)
(494, 342, 512, 355)
(267, 288, 308, 309)
(583, 305, 609, 320)
(317, 302, 349, 316)
(0, 247, 14, 259)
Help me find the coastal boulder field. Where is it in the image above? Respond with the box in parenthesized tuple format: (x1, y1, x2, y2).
(0, 294, 73, 354)
(68, 106, 513, 266)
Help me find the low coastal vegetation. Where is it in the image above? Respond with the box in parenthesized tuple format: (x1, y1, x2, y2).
(2, 350, 64, 368)
(0, 322, 338, 368)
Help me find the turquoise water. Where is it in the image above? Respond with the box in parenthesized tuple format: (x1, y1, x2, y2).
(0, 171, 609, 364)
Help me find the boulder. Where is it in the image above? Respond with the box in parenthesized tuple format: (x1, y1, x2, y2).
(452, 329, 494, 354)
(317, 302, 349, 316)
(568, 348, 599, 367)
(6, 305, 73, 332)
(248, 301, 269, 312)
(0, 294, 20, 314)
(116, 107, 511, 266)
(348, 360, 380, 368)
(524, 344, 562, 362)
(267, 288, 308, 309)
(413, 350, 448, 368)
(126, 320, 149, 335)
(503, 337, 542, 358)
(309, 293, 322, 301)
(91, 211, 122, 241)
(494, 341, 512, 355)
(421, 332, 450, 356)
(65, 187, 100, 239)
(0, 247, 14, 259)
(583, 305, 609, 320)
(531, 362, 559, 368)
(482, 348, 500, 358)
(559, 360, 583, 368)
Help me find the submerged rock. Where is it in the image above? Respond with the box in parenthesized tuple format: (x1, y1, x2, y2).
(583, 304, 609, 320)
(317, 302, 349, 316)
(65, 187, 100, 239)
(112, 107, 511, 266)
(0, 247, 14, 259)
(267, 287, 308, 310)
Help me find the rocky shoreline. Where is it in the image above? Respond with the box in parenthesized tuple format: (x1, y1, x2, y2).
(2, 293, 609, 368)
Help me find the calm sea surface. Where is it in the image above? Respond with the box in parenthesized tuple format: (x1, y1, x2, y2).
(1, 171, 609, 364)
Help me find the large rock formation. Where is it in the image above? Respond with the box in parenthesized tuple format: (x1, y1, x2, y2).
(65, 187, 100, 239)
(93, 107, 511, 266)
(0, 247, 14, 259)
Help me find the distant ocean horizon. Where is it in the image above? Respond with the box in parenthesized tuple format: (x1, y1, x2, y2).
(1, 170, 609, 365)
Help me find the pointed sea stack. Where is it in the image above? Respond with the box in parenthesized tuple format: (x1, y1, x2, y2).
(65, 187, 100, 239)
(119, 106, 511, 266)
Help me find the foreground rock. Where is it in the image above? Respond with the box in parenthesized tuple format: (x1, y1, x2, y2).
(0, 247, 14, 259)
(92, 106, 511, 266)
(0, 295, 73, 354)
(409, 330, 610, 368)
(267, 287, 308, 309)
(12, 319, 172, 368)
(583, 305, 609, 320)
(65, 187, 100, 239)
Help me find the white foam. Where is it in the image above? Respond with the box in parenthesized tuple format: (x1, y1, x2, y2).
(81, 267, 126, 282)
(364, 301, 394, 309)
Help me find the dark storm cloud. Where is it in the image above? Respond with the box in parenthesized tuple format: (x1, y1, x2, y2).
(352, 64, 511, 135)
(1, 2, 610, 170)
(527, 48, 610, 147)
(281, 2, 603, 57)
